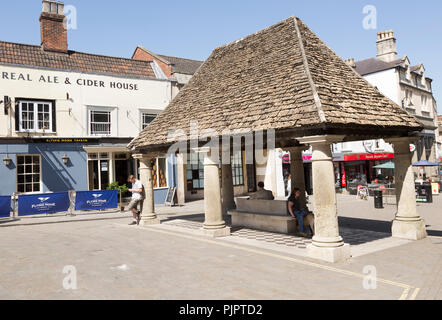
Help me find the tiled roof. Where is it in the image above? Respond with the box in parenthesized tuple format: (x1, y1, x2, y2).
(129, 17, 422, 151)
(355, 57, 402, 75)
(0, 41, 156, 78)
(158, 54, 204, 75)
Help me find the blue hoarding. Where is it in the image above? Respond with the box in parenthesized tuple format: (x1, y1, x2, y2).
(75, 190, 118, 211)
(0, 196, 11, 218)
(18, 192, 70, 216)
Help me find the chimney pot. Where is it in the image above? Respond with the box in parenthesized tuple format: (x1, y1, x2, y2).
(345, 58, 356, 68)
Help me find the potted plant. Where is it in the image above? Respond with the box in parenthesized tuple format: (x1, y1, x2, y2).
(107, 182, 129, 211)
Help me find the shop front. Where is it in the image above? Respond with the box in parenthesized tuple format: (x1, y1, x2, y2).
(334, 153, 395, 191)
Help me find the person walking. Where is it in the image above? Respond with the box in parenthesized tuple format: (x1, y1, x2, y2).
(127, 175, 143, 225)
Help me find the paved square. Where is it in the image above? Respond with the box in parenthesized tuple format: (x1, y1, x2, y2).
(0, 195, 441, 300)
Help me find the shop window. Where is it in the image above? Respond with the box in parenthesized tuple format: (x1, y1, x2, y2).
(152, 158, 168, 188)
(17, 100, 54, 133)
(87, 153, 110, 190)
(231, 151, 244, 186)
(187, 152, 204, 190)
(17, 155, 41, 193)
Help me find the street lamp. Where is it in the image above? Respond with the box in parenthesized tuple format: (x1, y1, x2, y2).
(62, 154, 70, 165)
(3, 155, 11, 167)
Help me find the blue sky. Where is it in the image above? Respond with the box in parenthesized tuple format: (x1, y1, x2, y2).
(1, 0, 441, 113)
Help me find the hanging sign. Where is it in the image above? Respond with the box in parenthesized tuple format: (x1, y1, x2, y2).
(18, 192, 70, 216)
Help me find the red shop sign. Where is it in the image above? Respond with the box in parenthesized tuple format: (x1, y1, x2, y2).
(344, 153, 394, 162)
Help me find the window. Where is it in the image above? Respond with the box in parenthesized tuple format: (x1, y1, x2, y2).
(135, 157, 168, 189)
(90, 110, 111, 135)
(187, 152, 204, 190)
(405, 89, 413, 107)
(87, 153, 110, 190)
(141, 113, 157, 130)
(421, 96, 429, 112)
(152, 158, 168, 188)
(17, 155, 41, 193)
(18, 101, 53, 133)
(231, 151, 244, 186)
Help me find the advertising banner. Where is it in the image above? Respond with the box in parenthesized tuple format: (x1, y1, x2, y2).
(74, 190, 118, 211)
(0, 196, 11, 218)
(18, 192, 70, 216)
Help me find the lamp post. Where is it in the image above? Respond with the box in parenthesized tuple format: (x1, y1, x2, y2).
(3, 155, 11, 167)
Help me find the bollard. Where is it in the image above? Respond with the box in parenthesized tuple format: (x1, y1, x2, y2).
(68, 190, 76, 217)
(12, 192, 17, 219)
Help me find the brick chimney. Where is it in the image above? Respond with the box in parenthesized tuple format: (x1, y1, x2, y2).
(376, 30, 397, 63)
(40, 0, 68, 53)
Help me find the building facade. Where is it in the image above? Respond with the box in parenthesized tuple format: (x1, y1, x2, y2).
(0, 1, 181, 202)
(342, 30, 439, 179)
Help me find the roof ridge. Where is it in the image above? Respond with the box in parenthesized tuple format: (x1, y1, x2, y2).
(0, 40, 153, 66)
(214, 16, 297, 52)
(158, 54, 204, 63)
(293, 17, 326, 123)
(136, 46, 171, 64)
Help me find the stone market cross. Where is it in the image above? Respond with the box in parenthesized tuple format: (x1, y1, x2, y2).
(128, 17, 427, 263)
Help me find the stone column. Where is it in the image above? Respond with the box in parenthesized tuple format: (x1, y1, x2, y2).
(176, 153, 187, 206)
(133, 154, 161, 226)
(388, 137, 427, 240)
(222, 164, 236, 214)
(221, 150, 236, 215)
(197, 147, 231, 237)
(297, 135, 350, 263)
(287, 146, 308, 207)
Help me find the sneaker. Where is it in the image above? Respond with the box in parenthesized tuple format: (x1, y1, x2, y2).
(128, 221, 137, 226)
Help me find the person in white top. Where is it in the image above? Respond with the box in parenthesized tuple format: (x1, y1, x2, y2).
(127, 175, 144, 225)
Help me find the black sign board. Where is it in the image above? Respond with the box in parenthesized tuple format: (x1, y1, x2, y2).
(165, 187, 177, 207)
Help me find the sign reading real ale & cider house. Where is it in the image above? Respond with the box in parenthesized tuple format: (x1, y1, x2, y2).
(1, 71, 139, 91)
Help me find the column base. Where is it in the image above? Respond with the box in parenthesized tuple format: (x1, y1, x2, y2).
(392, 219, 427, 241)
(307, 244, 351, 263)
(139, 217, 161, 226)
(202, 227, 231, 238)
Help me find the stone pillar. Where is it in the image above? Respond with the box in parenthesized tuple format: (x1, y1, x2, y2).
(287, 146, 308, 207)
(388, 138, 427, 240)
(197, 147, 231, 238)
(298, 136, 350, 263)
(176, 153, 187, 206)
(133, 154, 161, 226)
(222, 162, 236, 214)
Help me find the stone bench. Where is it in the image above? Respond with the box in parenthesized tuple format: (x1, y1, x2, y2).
(228, 197, 298, 234)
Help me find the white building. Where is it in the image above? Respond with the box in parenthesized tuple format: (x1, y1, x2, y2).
(0, 1, 177, 202)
